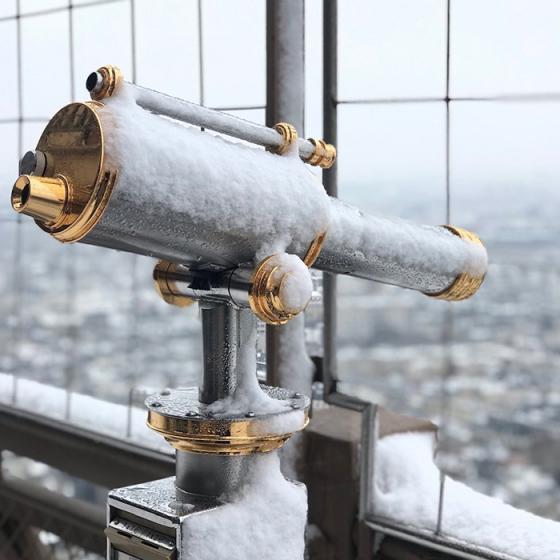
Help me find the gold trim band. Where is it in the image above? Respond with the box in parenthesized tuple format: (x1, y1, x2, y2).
(270, 122, 298, 155)
(304, 138, 337, 169)
(153, 261, 195, 308)
(428, 225, 486, 301)
(148, 410, 309, 455)
(89, 65, 123, 101)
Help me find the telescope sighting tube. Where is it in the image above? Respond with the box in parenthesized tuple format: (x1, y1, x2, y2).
(10, 66, 487, 318)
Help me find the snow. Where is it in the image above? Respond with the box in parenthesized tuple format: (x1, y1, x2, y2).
(182, 451, 307, 560)
(326, 199, 488, 292)
(208, 327, 288, 415)
(206, 325, 306, 436)
(0, 373, 169, 452)
(272, 253, 313, 314)
(98, 85, 487, 295)
(374, 432, 560, 559)
(98, 84, 331, 262)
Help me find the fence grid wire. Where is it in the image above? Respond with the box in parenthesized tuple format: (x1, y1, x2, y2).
(1, 0, 559, 557)
(321, 0, 560, 549)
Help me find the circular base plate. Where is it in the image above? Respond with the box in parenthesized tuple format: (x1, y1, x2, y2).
(146, 385, 310, 455)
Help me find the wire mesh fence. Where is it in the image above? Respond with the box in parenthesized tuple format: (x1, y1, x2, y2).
(1, 0, 560, 557)
(321, 0, 560, 547)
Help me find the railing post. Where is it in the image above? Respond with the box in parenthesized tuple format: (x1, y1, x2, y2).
(265, 0, 311, 397)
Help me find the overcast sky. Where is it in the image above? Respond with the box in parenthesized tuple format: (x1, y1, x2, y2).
(1, 0, 559, 230)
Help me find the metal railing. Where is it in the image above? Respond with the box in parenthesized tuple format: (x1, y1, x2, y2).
(321, 0, 560, 556)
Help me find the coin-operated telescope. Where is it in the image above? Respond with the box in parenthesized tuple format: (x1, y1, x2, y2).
(10, 65, 487, 559)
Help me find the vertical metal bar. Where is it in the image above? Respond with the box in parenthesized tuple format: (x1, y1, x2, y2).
(64, 0, 77, 421)
(322, 0, 338, 398)
(126, 386, 135, 438)
(11, 0, 23, 405)
(359, 403, 378, 520)
(178, 306, 256, 497)
(197, 0, 205, 106)
(445, 0, 451, 224)
(127, 0, 139, 410)
(437, 0, 453, 537)
(199, 304, 243, 404)
(130, 0, 137, 84)
(436, 471, 446, 535)
(265, 0, 307, 391)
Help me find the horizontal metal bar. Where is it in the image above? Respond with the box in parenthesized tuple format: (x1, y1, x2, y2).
(336, 92, 560, 105)
(0, 117, 50, 124)
(366, 518, 518, 560)
(124, 81, 317, 160)
(210, 105, 267, 112)
(0, 477, 106, 554)
(0, 403, 174, 489)
(0, 0, 126, 22)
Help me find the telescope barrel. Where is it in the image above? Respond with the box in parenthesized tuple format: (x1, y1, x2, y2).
(11, 93, 487, 306)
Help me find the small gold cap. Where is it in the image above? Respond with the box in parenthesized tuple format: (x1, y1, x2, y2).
(304, 138, 337, 169)
(153, 260, 195, 308)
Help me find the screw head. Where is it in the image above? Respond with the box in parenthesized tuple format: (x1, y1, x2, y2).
(245, 411, 256, 418)
(185, 410, 198, 417)
(291, 403, 300, 410)
(151, 402, 162, 408)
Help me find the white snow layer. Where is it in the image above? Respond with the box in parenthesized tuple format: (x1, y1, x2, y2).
(0, 373, 168, 451)
(99, 85, 487, 288)
(182, 451, 307, 560)
(273, 253, 313, 313)
(99, 84, 331, 260)
(206, 326, 305, 435)
(375, 432, 560, 560)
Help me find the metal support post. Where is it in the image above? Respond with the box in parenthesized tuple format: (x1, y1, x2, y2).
(265, 0, 309, 393)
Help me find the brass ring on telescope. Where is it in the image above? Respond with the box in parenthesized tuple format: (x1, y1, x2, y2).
(147, 411, 308, 455)
(427, 226, 486, 302)
(270, 122, 298, 155)
(89, 65, 123, 101)
(153, 261, 195, 308)
(303, 230, 328, 267)
(304, 138, 337, 169)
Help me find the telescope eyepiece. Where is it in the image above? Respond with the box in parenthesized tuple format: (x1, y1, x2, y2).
(11, 174, 69, 225)
(85, 71, 103, 94)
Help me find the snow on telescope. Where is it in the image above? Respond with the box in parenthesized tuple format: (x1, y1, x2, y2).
(10, 65, 487, 325)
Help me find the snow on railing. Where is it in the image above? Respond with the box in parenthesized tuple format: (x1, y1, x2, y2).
(0, 372, 169, 453)
(361, 405, 560, 560)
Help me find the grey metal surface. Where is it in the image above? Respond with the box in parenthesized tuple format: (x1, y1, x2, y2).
(200, 304, 240, 404)
(322, 0, 339, 397)
(175, 452, 254, 498)
(109, 477, 219, 523)
(0, 403, 174, 489)
(265, 0, 307, 391)
(163, 265, 253, 309)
